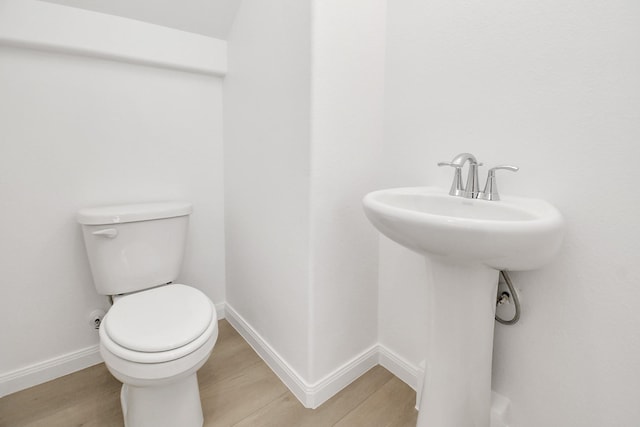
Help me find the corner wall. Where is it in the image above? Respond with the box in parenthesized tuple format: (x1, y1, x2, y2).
(224, 0, 387, 404)
(308, 0, 386, 383)
(223, 0, 313, 380)
(381, 0, 640, 425)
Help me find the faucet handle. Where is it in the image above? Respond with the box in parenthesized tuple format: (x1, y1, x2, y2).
(489, 165, 519, 173)
(438, 161, 464, 196)
(437, 161, 461, 168)
(479, 165, 519, 201)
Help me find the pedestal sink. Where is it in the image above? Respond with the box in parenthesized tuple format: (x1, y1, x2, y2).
(363, 187, 563, 427)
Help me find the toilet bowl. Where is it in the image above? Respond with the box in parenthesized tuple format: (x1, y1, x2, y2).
(77, 201, 216, 427)
(99, 284, 218, 427)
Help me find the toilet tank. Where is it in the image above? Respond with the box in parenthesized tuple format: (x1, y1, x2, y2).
(77, 201, 193, 296)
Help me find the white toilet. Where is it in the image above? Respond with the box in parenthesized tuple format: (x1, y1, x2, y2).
(77, 201, 218, 427)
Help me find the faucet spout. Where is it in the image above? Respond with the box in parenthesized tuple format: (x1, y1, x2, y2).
(453, 153, 482, 198)
(438, 153, 482, 198)
(451, 152, 478, 167)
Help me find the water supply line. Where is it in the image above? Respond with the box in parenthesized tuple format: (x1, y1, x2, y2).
(495, 270, 520, 325)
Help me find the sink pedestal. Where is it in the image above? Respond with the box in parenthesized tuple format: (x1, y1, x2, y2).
(417, 258, 499, 427)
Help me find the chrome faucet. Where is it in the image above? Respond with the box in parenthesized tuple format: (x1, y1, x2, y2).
(438, 153, 519, 200)
(438, 153, 482, 198)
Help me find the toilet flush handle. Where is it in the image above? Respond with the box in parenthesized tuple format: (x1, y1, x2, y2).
(92, 228, 118, 238)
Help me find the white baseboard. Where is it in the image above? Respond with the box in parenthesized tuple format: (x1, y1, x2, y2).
(0, 344, 102, 398)
(377, 344, 421, 391)
(214, 302, 226, 320)
(225, 304, 511, 425)
(308, 345, 379, 409)
(224, 303, 379, 409)
(224, 303, 311, 406)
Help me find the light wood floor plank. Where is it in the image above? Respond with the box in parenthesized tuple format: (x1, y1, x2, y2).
(233, 365, 396, 427)
(198, 322, 264, 387)
(0, 320, 418, 427)
(201, 362, 289, 427)
(333, 376, 418, 427)
(0, 362, 121, 427)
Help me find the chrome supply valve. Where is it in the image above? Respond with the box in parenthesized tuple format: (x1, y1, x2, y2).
(497, 292, 511, 306)
(438, 153, 482, 199)
(479, 165, 519, 201)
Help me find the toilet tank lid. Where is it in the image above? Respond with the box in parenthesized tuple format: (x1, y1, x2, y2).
(77, 201, 193, 225)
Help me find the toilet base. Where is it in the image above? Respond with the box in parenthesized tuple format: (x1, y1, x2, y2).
(121, 372, 203, 427)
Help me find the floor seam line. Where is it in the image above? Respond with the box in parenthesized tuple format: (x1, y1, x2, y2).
(329, 376, 395, 426)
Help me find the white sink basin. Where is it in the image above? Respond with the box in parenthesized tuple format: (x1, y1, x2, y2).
(363, 186, 564, 271)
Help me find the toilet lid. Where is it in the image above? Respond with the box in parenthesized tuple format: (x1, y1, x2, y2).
(104, 284, 213, 353)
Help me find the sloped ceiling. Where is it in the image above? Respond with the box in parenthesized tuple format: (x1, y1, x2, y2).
(39, 0, 242, 39)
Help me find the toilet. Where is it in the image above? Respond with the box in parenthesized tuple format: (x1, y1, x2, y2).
(77, 201, 218, 427)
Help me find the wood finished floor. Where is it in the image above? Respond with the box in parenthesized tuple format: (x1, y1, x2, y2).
(0, 320, 418, 427)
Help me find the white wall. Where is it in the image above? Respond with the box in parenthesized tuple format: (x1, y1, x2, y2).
(308, 0, 386, 383)
(224, 0, 387, 397)
(0, 1, 225, 395)
(381, 0, 640, 425)
(224, 0, 313, 380)
(40, 0, 241, 39)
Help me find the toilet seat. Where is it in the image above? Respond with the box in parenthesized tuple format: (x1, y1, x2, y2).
(100, 284, 217, 364)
